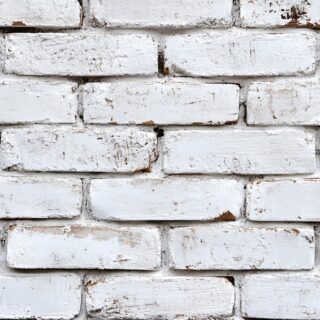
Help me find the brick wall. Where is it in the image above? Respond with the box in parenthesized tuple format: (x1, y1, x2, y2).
(0, 0, 319, 319)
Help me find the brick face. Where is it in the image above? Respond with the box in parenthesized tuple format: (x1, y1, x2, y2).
(83, 81, 240, 125)
(0, 0, 81, 28)
(240, 0, 320, 28)
(0, 274, 81, 319)
(0, 177, 82, 219)
(86, 277, 235, 319)
(164, 31, 316, 77)
(90, 0, 232, 28)
(1, 128, 158, 172)
(0, 79, 78, 124)
(7, 225, 161, 270)
(90, 178, 244, 221)
(247, 78, 320, 125)
(242, 274, 320, 319)
(5, 33, 158, 76)
(169, 226, 315, 270)
(1, 1, 320, 319)
(163, 129, 315, 174)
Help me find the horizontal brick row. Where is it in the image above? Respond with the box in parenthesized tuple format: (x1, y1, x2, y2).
(3, 177, 320, 222)
(3, 0, 319, 30)
(0, 128, 315, 174)
(2, 78, 320, 126)
(0, 31, 317, 76)
(5, 225, 314, 270)
(3, 273, 319, 319)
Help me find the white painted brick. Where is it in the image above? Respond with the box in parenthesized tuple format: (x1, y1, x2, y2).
(90, 178, 244, 221)
(7, 225, 160, 269)
(163, 129, 315, 175)
(83, 81, 239, 125)
(242, 274, 320, 319)
(247, 179, 320, 222)
(0, 0, 81, 28)
(90, 0, 232, 28)
(0, 36, 5, 72)
(0, 274, 81, 320)
(0, 177, 81, 219)
(247, 78, 320, 125)
(241, 0, 320, 28)
(169, 226, 314, 270)
(5, 33, 158, 76)
(164, 31, 316, 76)
(1, 128, 158, 172)
(0, 79, 77, 124)
(86, 277, 235, 319)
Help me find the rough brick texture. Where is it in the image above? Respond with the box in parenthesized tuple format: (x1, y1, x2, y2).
(241, 0, 320, 28)
(86, 277, 235, 319)
(83, 81, 239, 125)
(7, 225, 161, 269)
(163, 129, 315, 174)
(247, 78, 320, 125)
(169, 226, 315, 270)
(0, 0, 81, 28)
(90, 0, 233, 28)
(90, 178, 244, 221)
(242, 274, 320, 319)
(0, 78, 78, 124)
(164, 31, 316, 77)
(1, 128, 158, 172)
(247, 179, 320, 221)
(0, 274, 81, 319)
(1, 1, 320, 319)
(0, 177, 81, 219)
(5, 33, 158, 76)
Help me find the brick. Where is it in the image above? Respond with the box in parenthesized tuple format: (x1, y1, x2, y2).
(1, 128, 158, 172)
(0, 177, 81, 219)
(169, 226, 314, 270)
(7, 225, 160, 270)
(0, 274, 81, 319)
(163, 129, 315, 175)
(164, 31, 316, 76)
(0, 36, 4, 71)
(0, 79, 77, 124)
(86, 277, 234, 319)
(90, 178, 244, 221)
(90, 0, 232, 28)
(83, 81, 239, 125)
(0, 0, 81, 28)
(241, 0, 320, 28)
(247, 78, 320, 125)
(247, 179, 320, 221)
(5, 33, 158, 76)
(242, 274, 320, 319)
